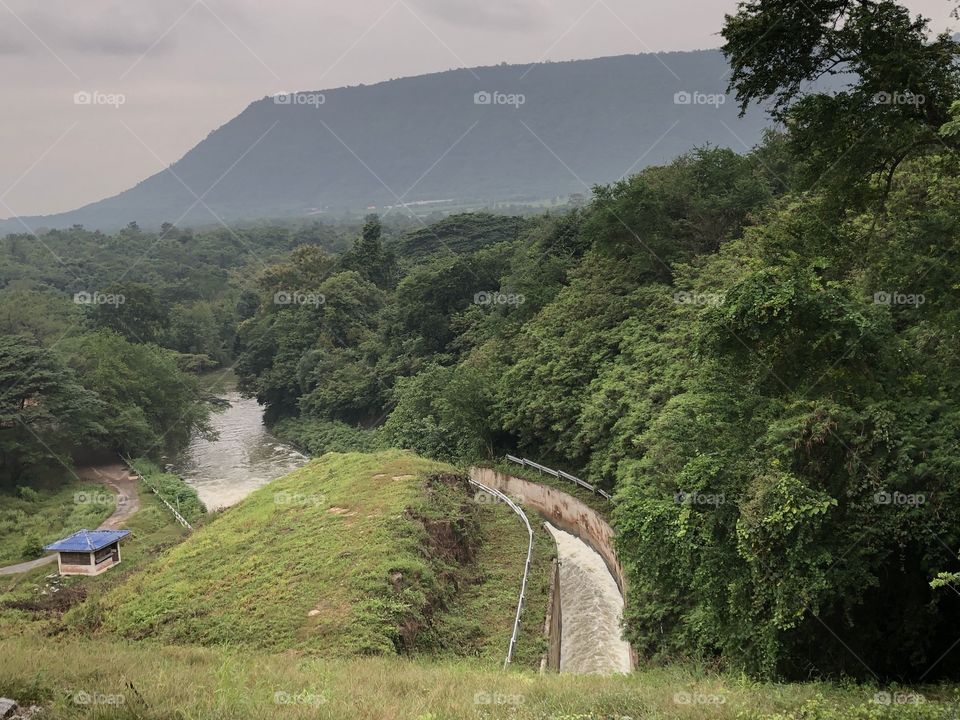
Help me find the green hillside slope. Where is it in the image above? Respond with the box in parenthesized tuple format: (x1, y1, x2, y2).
(96, 451, 545, 661)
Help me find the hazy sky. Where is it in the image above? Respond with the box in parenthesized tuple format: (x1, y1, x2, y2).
(0, 0, 955, 217)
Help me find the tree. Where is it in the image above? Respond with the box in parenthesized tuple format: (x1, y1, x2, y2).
(722, 0, 960, 208)
(0, 335, 102, 486)
(338, 214, 397, 288)
(86, 282, 169, 344)
(62, 330, 212, 454)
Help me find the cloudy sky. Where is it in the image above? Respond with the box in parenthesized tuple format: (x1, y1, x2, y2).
(0, 0, 955, 217)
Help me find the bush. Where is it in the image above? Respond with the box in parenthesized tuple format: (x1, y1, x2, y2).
(130, 459, 206, 525)
(271, 417, 382, 456)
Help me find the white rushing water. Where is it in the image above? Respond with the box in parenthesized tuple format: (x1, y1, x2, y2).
(545, 522, 632, 674)
(172, 392, 307, 510)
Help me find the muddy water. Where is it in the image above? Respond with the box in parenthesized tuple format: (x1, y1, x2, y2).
(545, 523, 632, 674)
(172, 392, 307, 510)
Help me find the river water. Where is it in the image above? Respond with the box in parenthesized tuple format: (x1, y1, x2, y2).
(545, 523, 632, 674)
(172, 392, 307, 510)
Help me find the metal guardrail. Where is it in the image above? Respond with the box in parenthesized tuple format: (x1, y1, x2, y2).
(469, 477, 533, 669)
(505, 455, 613, 501)
(121, 456, 193, 530)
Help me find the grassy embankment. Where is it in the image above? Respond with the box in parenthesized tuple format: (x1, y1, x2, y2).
(94, 450, 550, 664)
(128, 458, 206, 526)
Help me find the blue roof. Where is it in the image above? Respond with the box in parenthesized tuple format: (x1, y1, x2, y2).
(44, 529, 130, 553)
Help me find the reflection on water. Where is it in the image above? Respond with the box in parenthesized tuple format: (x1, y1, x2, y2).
(173, 392, 307, 510)
(545, 522, 632, 674)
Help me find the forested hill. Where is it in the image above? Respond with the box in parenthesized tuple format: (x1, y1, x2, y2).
(2, 50, 771, 233)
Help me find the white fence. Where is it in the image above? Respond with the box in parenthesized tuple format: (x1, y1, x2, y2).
(504, 455, 613, 501)
(469, 477, 533, 669)
(121, 456, 194, 530)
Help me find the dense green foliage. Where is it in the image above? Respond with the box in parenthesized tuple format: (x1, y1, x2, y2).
(229, 0, 960, 682)
(6, 0, 960, 685)
(0, 221, 358, 486)
(130, 458, 207, 525)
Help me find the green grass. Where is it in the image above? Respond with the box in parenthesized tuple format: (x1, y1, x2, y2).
(430, 497, 555, 667)
(0, 478, 116, 565)
(1, 634, 957, 719)
(0, 479, 191, 635)
(94, 451, 541, 661)
(129, 457, 207, 525)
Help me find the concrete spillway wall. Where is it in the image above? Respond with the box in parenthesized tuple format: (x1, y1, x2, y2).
(468, 467, 627, 595)
(541, 559, 562, 672)
(468, 466, 633, 669)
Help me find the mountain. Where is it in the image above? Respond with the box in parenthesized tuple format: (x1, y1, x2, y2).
(4, 50, 774, 233)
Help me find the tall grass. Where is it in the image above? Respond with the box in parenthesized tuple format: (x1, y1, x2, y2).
(1, 635, 955, 719)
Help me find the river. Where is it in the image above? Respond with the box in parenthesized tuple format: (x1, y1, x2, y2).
(545, 523, 633, 674)
(172, 392, 307, 510)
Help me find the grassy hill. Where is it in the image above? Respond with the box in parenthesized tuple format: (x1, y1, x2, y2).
(95, 451, 549, 662)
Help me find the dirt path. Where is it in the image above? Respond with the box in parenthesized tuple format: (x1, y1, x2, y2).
(0, 463, 141, 576)
(75, 463, 141, 528)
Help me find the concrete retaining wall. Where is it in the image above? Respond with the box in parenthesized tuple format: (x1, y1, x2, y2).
(468, 467, 627, 595)
(540, 557, 562, 672)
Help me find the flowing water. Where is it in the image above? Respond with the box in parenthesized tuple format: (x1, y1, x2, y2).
(545, 522, 632, 674)
(172, 392, 307, 510)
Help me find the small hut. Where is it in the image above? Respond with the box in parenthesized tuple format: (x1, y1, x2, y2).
(43, 529, 130, 576)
